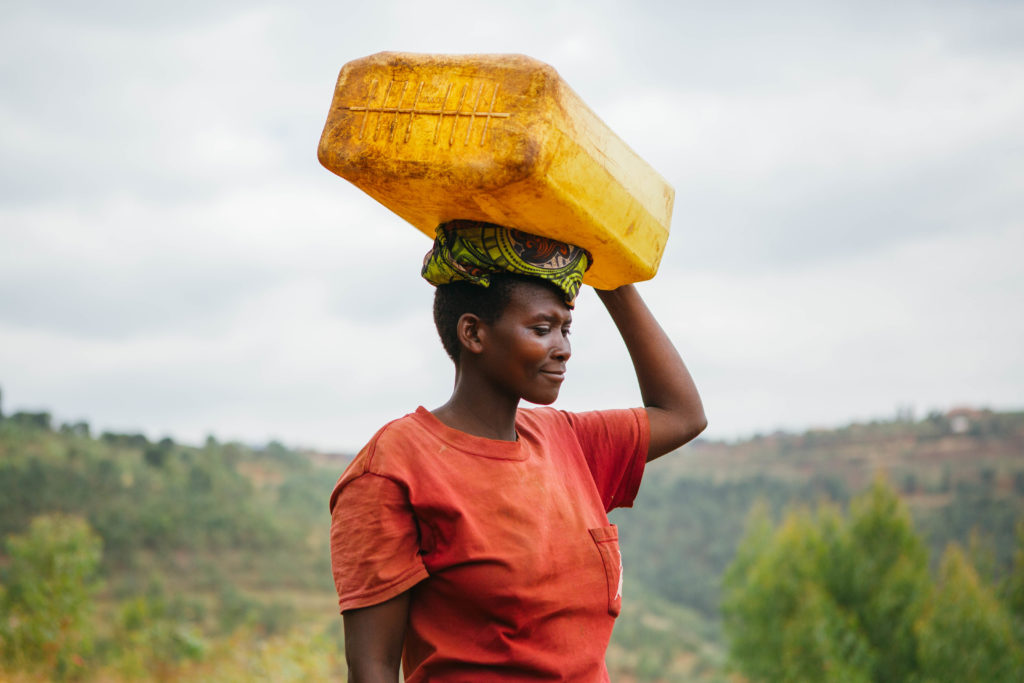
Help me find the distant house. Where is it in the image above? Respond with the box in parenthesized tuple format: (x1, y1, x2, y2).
(947, 407, 985, 434)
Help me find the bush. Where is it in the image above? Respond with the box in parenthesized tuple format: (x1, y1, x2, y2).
(722, 479, 1024, 682)
(0, 514, 102, 679)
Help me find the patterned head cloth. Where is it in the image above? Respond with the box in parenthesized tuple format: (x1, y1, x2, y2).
(421, 220, 591, 304)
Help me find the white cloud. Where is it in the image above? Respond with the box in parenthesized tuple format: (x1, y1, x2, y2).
(651, 222, 1024, 436)
(1, 0, 1022, 451)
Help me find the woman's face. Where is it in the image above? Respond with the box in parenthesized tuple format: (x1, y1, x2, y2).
(478, 280, 572, 405)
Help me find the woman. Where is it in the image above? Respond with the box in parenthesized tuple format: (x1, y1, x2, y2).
(330, 222, 706, 682)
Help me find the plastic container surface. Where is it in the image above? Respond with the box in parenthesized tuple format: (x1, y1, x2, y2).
(317, 52, 674, 289)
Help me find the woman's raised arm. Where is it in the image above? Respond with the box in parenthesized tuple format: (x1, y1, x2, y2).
(595, 285, 707, 460)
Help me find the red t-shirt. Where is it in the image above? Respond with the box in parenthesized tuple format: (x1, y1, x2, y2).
(329, 406, 649, 682)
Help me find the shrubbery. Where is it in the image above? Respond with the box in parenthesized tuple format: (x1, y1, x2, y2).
(0, 418, 341, 680)
(722, 479, 1024, 681)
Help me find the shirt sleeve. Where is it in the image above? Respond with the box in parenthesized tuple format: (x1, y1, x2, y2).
(561, 407, 650, 512)
(329, 472, 429, 613)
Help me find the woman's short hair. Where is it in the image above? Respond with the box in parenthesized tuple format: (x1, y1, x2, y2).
(432, 274, 563, 363)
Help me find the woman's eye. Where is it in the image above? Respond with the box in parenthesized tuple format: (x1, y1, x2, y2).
(562, 327, 572, 337)
(533, 326, 551, 335)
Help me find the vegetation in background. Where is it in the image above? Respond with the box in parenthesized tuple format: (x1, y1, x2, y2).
(722, 479, 1024, 681)
(0, 400, 1022, 681)
(0, 515, 102, 679)
(0, 409, 346, 680)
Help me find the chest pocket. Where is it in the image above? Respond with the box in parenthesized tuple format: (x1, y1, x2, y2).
(589, 525, 623, 617)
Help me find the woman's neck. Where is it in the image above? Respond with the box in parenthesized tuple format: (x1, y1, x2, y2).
(431, 374, 520, 441)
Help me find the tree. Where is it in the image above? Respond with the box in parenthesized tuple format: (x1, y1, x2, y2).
(0, 514, 102, 679)
(1005, 521, 1024, 635)
(837, 478, 930, 680)
(9, 411, 52, 430)
(916, 545, 1023, 681)
(722, 479, 930, 682)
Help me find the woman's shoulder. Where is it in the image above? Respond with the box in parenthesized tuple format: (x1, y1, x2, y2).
(516, 406, 570, 430)
(350, 408, 438, 471)
(329, 408, 438, 510)
(518, 405, 648, 442)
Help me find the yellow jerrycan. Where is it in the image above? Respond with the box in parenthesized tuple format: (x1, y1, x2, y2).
(317, 52, 674, 289)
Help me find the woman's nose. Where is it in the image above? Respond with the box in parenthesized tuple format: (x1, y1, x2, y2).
(552, 334, 571, 361)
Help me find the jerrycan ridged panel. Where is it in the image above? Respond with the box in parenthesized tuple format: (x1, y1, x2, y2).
(317, 52, 674, 289)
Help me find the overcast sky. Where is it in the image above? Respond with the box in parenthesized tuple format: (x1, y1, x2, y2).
(2, 0, 1022, 452)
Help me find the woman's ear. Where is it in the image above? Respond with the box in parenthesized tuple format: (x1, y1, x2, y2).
(456, 313, 486, 356)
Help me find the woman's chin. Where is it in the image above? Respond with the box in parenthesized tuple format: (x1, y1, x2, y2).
(522, 390, 560, 406)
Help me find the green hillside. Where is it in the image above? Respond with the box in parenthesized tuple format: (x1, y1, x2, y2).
(0, 411, 346, 680)
(1, 406, 1022, 680)
(610, 408, 1024, 680)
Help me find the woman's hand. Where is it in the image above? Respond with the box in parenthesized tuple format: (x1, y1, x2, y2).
(343, 591, 410, 683)
(595, 285, 707, 460)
